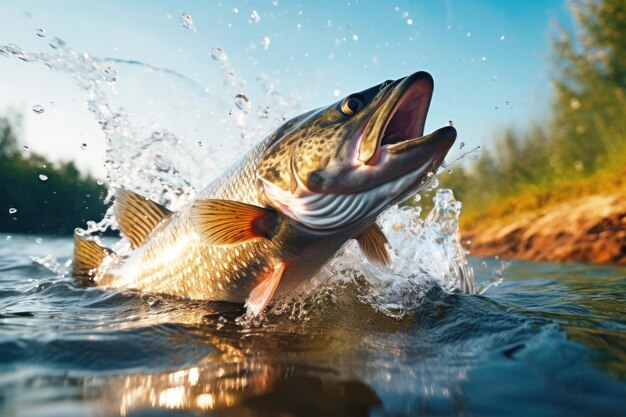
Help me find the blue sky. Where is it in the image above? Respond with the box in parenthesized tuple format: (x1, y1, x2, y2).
(0, 1, 573, 178)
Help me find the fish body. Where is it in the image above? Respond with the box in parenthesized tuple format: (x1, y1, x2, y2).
(73, 71, 457, 315)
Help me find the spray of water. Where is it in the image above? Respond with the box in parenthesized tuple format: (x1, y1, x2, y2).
(3, 37, 482, 319)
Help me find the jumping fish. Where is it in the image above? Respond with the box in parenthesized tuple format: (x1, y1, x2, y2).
(73, 71, 457, 316)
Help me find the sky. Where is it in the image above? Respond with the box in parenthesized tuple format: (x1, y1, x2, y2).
(0, 1, 574, 179)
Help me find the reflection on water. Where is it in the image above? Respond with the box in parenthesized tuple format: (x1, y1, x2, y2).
(1, 238, 625, 416)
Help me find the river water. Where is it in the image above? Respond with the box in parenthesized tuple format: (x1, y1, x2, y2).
(1, 33, 625, 417)
(1, 234, 625, 417)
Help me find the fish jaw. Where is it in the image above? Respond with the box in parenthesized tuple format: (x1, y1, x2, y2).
(306, 71, 456, 194)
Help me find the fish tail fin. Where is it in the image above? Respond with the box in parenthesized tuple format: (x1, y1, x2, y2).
(72, 234, 114, 278)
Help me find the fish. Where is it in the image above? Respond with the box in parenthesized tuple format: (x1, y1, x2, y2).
(72, 71, 456, 316)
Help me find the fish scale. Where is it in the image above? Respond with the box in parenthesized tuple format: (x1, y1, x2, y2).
(99, 143, 276, 302)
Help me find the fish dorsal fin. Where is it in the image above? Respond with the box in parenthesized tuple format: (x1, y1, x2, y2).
(191, 199, 279, 246)
(115, 188, 173, 249)
(245, 261, 286, 316)
(72, 234, 114, 277)
(356, 223, 390, 267)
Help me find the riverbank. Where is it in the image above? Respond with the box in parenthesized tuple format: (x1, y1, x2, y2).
(462, 191, 626, 266)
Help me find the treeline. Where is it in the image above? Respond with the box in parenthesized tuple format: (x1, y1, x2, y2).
(0, 116, 107, 235)
(440, 0, 626, 224)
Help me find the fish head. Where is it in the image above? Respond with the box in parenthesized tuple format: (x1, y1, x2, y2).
(258, 71, 456, 230)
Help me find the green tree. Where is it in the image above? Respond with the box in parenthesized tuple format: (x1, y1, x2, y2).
(0, 116, 108, 235)
(440, 0, 626, 224)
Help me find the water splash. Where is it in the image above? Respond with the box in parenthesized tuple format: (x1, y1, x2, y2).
(3, 35, 479, 320)
(262, 189, 476, 323)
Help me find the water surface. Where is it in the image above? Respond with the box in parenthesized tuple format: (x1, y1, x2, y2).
(1, 235, 624, 417)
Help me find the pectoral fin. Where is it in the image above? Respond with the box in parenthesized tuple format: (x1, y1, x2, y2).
(72, 234, 114, 277)
(114, 188, 173, 249)
(356, 223, 390, 266)
(245, 261, 286, 316)
(191, 199, 280, 246)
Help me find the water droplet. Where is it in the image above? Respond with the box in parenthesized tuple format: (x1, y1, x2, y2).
(96, 180, 104, 185)
(249, 10, 261, 24)
(232, 7, 239, 14)
(500, 35, 506, 41)
(36, 238, 43, 244)
(259, 106, 270, 119)
(480, 261, 487, 269)
(210, 47, 228, 62)
(261, 36, 271, 50)
(234, 94, 251, 113)
(35, 28, 46, 37)
(459, 141, 465, 149)
(447, 120, 453, 126)
(38, 174, 48, 181)
(413, 194, 421, 203)
(481, 56, 487, 61)
(352, 34, 359, 41)
(103, 66, 118, 82)
(406, 19, 413, 25)
(333, 89, 340, 97)
(22, 145, 30, 151)
(49, 37, 67, 49)
(8, 208, 17, 214)
(6, 235, 12, 240)
(32, 104, 44, 114)
(74, 228, 85, 236)
(466, 32, 472, 38)
(80, 143, 88, 150)
(165, 13, 172, 20)
(180, 12, 197, 32)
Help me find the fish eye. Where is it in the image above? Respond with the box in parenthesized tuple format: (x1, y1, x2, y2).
(340, 96, 364, 116)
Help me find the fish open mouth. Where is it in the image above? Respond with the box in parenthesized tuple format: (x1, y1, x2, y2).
(359, 71, 454, 165)
(380, 79, 431, 148)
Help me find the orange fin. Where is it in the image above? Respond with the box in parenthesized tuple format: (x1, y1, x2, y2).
(72, 234, 114, 277)
(355, 223, 390, 266)
(114, 188, 173, 249)
(245, 261, 286, 316)
(191, 199, 279, 246)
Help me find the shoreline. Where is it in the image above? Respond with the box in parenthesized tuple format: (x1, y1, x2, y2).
(462, 191, 626, 266)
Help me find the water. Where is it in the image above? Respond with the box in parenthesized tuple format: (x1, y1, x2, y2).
(1, 236, 625, 417)
(1, 34, 625, 417)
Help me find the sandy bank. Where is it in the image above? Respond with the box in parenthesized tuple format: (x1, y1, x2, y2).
(463, 191, 626, 266)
